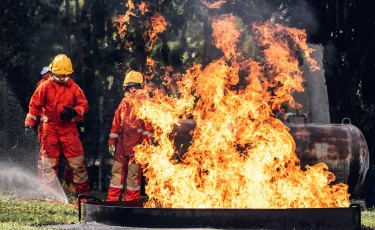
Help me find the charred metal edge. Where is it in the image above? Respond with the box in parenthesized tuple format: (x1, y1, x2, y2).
(77, 194, 102, 221)
(83, 202, 361, 229)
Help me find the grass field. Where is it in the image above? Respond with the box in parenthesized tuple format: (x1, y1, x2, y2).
(363, 209, 375, 229)
(0, 196, 77, 229)
(0, 196, 374, 229)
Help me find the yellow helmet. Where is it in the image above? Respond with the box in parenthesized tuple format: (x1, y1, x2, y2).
(51, 54, 74, 75)
(123, 70, 143, 86)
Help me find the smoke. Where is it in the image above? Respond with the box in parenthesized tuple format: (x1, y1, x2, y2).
(286, 0, 320, 37)
(243, 0, 320, 37)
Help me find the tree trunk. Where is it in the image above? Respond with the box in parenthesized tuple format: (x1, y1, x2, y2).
(65, 0, 72, 55)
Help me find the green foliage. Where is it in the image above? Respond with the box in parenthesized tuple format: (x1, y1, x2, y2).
(181, 51, 189, 64)
(0, 196, 77, 227)
(149, 39, 165, 64)
(167, 40, 180, 51)
(171, 0, 185, 15)
(363, 209, 375, 228)
(235, 16, 259, 59)
(185, 19, 204, 49)
(183, 18, 205, 64)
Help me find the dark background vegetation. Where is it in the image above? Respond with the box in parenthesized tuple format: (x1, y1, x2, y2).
(1, 0, 375, 191)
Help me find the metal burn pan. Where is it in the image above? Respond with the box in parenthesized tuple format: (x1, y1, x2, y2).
(81, 199, 361, 230)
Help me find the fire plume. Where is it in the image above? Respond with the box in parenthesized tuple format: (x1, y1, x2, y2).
(212, 14, 241, 60)
(113, 0, 136, 36)
(202, 0, 227, 9)
(127, 15, 350, 209)
(113, 1, 168, 51)
(146, 56, 155, 68)
(144, 56, 156, 80)
(138, 1, 149, 15)
(144, 12, 169, 51)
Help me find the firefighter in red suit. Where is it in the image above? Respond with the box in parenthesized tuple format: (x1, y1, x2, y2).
(24, 54, 90, 196)
(36, 65, 82, 194)
(107, 70, 153, 201)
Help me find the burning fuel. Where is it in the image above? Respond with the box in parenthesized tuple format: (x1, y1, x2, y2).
(143, 12, 169, 51)
(202, 0, 234, 9)
(114, 2, 350, 209)
(113, 0, 136, 38)
(138, 1, 149, 15)
(114, 0, 168, 51)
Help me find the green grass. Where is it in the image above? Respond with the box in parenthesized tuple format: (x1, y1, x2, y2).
(0, 222, 49, 230)
(0, 196, 77, 229)
(363, 209, 375, 228)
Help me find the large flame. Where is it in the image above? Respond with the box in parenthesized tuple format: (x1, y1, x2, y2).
(138, 1, 149, 15)
(202, 0, 228, 9)
(126, 14, 350, 209)
(143, 12, 169, 51)
(144, 56, 156, 81)
(113, 0, 135, 36)
(114, 1, 168, 52)
(212, 14, 241, 60)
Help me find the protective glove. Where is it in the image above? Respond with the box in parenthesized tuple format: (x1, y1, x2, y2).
(25, 126, 35, 137)
(108, 145, 115, 157)
(60, 106, 78, 120)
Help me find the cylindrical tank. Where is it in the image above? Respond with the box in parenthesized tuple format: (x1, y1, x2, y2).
(287, 122, 369, 197)
(173, 119, 369, 197)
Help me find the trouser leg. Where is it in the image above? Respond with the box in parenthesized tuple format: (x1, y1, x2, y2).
(107, 157, 129, 201)
(40, 131, 60, 193)
(62, 134, 90, 196)
(125, 163, 142, 201)
(64, 162, 74, 184)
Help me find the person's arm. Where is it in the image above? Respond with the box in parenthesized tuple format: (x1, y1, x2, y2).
(108, 104, 123, 146)
(73, 86, 89, 117)
(25, 82, 46, 127)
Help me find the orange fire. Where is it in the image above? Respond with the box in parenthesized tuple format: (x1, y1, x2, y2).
(144, 12, 169, 51)
(160, 66, 182, 97)
(138, 1, 149, 15)
(202, 0, 227, 9)
(113, 0, 136, 36)
(212, 14, 241, 60)
(127, 15, 350, 209)
(114, 1, 168, 52)
(146, 56, 155, 67)
(144, 56, 156, 80)
(202, 0, 236, 9)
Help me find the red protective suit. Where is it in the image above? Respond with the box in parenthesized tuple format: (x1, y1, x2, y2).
(36, 73, 51, 180)
(25, 78, 90, 196)
(36, 73, 75, 190)
(107, 98, 153, 201)
(36, 73, 51, 88)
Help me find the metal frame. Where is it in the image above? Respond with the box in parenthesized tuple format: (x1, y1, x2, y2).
(82, 200, 361, 229)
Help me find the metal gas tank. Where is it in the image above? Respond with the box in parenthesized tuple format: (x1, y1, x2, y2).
(173, 119, 369, 197)
(286, 122, 369, 197)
